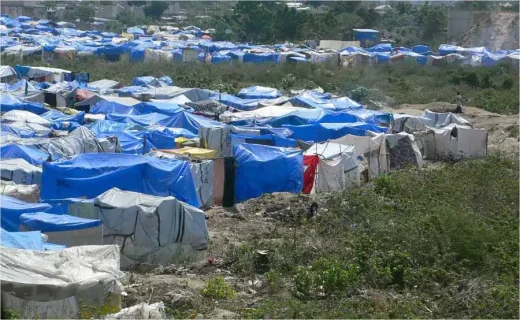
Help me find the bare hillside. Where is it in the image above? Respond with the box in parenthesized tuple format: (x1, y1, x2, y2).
(457, 12, 519, 50)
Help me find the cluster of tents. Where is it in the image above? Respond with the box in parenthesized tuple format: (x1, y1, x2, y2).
(0, 24, 493, 320)
(1, 14, 519, 68)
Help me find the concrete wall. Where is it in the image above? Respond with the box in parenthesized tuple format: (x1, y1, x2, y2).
(448, 8, 473, 39)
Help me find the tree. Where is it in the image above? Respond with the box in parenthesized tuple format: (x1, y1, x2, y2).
(143, 1, 168, 19)
(63, 3, 94, 22)
(419, 4, 446, 42)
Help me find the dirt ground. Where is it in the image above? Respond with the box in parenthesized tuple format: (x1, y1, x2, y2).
(121, 102, 518, 318)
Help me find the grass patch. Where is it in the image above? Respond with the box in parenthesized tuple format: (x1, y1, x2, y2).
(232, 156, 518, 318)
(5, 56, 519, 115)
(506, 124, 519, 138)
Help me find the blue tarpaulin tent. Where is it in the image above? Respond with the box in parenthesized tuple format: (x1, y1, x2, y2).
(231, 133, 298, 148)
(0, 93, 46, 114)
(1, 228, 66, 250)
(0, 144, 49, 165)
(0, 195, 52, 231)
(41, 153, 200, 207)
(243, 53, 279, 64)
(353, 28, 379, 41)
(1, 123, 36, 138)
(134, 101, 184, 116)
(283, 122, 386, 142)
(90, 100, 140, 115)
(20, 212, 102, 232)
(210, 93, 261, 111)
(233, 143, 303, 203)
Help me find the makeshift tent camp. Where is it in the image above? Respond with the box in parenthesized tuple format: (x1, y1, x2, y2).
(19, 212, 103, 247)
(0, 194, 52, 231)
(0, 158, 42, 185)
(234, 143, 303, 202)
(41, 153, 200, 207)
(0, 245, 123, 319)
(90, 100, 140, 115)
(67, 188, 208, 267)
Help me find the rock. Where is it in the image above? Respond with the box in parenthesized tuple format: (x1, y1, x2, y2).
(166, 292, 195, 309)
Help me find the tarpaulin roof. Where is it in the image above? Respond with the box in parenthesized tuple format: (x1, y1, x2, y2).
(0, 195, 52, 231)
(134, 101, 184, 116)
(41, 153, 200, 207)
(234, 143, 303, 203)
(237, 86, 282, 99)
(90, 100, 141, 115)
(1, 228, 66, 250)
(0, 93, 46, 115)
(106, 112, 175, 127)
(0, 144, 50, 165)
(89, 120, 144, 135)
(283, 122, 387, 142)
(20, 212, 102, 232)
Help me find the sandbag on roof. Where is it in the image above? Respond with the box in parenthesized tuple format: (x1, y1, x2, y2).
(0, 194, 52, 231)
(234, 143, 303, 203)
(68, 188, 208, 267)
(41, 153, 200, 207)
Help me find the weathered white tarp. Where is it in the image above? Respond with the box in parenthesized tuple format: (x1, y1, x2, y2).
(0, 158, 42, 185)
(0, 245, 123, 319)
(68, 188, 209, 268)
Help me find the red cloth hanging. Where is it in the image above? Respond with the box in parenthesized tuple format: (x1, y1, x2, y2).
(302, 155, 320, 194)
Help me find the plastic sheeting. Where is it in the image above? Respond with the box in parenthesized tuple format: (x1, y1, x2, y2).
(67, 188, 208, 267)
(237, 86, 282, 99)
(284, 122, 386, 143)
(0, 94, 47, 115)
(134, 101, 184, 116)
(20, 212, 102, 232)
(0, 245, 123, 319)
(234, 143, 303, 202)
(90, 100, 140, 115)
(0, 158, 42, 185)
(0, 144, 50, 165)
(41, 153, 200, 207)
(0, 194, 52, 231)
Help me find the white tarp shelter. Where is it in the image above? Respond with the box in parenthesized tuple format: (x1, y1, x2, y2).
(0, 245, 123, 319)
(67, 188, 209, 268)
(415, 124, 487, 160)
(0, 158, 42, 185)
(305, 142, 360, 193)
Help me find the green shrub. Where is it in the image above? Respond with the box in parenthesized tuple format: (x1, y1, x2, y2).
(201, 276, 235, 300)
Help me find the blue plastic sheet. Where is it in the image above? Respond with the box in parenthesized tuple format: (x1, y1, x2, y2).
(0, 144, 50, 165)
(210, 93, 262, 111)
(1, 123, 36, 138)
(134, 101, 184, 116)
(367, 43, 392, 52)
(1, 228, 45, 250)
(283, 122, 387, 143)
(412, 45, 430, 54)
(116, 85, 151, 97)
(106, 112, 176, 127)
(238, 86, 281, 99)
(41, 109, 85, 124)
(90, 100, 140, 115)
(0, 195, 52, 231)
(41, 153, 200, 207)
(159, 76, 173, 86)
(234, 144, 303, 203)
(20, 212, 102, 232)
(127, 27, 145, 35)
(0, 93, 46, 114)
(89, 120, 144, 135)
(231, 133, 298, 148)
(243, 53, 279, 64)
